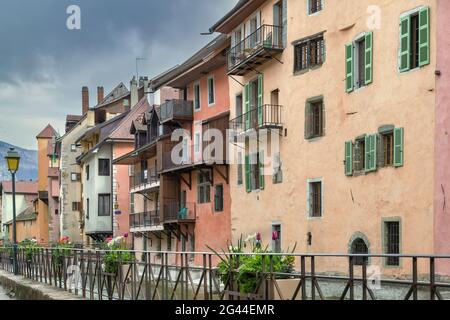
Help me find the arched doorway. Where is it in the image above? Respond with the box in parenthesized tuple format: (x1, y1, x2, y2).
(348, 233, 370, 266)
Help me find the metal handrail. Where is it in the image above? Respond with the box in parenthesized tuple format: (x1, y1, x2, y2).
(2, 248, 450, 300)
(229, 104, 283, 132)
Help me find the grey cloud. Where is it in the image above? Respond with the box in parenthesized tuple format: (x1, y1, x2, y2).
(0, 0, 236, 149)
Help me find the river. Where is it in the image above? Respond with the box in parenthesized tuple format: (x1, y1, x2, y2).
(0, 285, 14, 300)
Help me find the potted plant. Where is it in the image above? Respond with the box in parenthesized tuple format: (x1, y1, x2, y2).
(102, 235, 134, 278)
(52, 236, 74, 275)
(210, 233, 296, 300)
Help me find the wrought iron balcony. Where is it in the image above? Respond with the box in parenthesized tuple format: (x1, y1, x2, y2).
(227, 24, 284, 76)
(229, 104, 283, 133)
(129, 168, 159, 192)
(129, 211, 161, 230)
(164, 202, 196, 224)
(160, 99, 194, 124)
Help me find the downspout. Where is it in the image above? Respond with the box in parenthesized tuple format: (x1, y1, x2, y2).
(110, 142, 114, 237)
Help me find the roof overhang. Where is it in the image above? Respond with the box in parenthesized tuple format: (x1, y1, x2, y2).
(113, 142, 157, 165)
(210, 0, 266, 34)
(165, 51, 227, 89)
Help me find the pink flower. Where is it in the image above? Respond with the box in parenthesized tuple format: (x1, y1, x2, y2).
(123, 233, 129, 238)
(256, 233, 262, 242)
(272, 231, 279, 241)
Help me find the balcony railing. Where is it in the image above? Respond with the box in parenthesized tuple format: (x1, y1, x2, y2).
(229, 104, 283, 133)
(129, 211, 161, 229)
(227, 24, 284, 75)
(164, 202, 196, 223)
(160, 99, 194, 124)
(129, 168, 159, 191)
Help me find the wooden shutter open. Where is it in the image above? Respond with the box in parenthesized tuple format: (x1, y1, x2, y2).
(418, 7, 430, 67)
(345, 141, 353, 176)
(345, 43, 354, 92)
(245, 155, 251, 193)
(257, 74, 264, 127)
(259, 150, 265, 190)
(394, 128, 404, 167)
(399, 15, 411, 72)
(365, 32, 373, 85)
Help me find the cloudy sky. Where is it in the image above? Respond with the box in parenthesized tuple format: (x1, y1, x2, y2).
(0, 0, 236, 149)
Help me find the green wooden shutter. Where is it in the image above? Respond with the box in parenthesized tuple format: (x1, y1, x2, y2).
(259, 150, 265, 190)
(399, 15, 411, 72)
(365, 134, 377, 172)
(419, 7, 430, 67)
(345, 141, 353, 176)
(244, 83, 250, 130)
(345, 43, 354, 92)
(257, 74, 264, 127)
(394, 128, 404, 167)
(365, 32, 373, 85)
(245, 155, 251, 193)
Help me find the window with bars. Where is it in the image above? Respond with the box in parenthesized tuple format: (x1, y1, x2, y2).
(354, 138, 366, 172)
(355, 37, 366, 88)
(294, 35, 325, 73)
(410, 13, 420, 69)
(382, 131, 394, 166)
(308, 180, 322, 218)
(385, 221, 400, 266)
(308, 0, 323, 15)
(197, 172, 211, 204)
(305, 98, 324, 139)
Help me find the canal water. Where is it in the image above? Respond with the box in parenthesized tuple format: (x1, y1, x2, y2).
(0, 285, 14, 300)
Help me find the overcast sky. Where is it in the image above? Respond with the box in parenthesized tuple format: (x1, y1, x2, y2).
(0, 0, 236, 149)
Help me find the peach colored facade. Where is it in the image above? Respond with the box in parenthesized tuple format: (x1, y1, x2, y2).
(112, 142, 133, 244)
(183, 64, 231, 254)
(210, 0, 450, 276)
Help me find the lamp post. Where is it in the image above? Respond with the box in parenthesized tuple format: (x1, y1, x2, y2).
(5, 148, 20, 275)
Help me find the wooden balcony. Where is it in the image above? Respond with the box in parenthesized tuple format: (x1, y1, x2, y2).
(129, 168, 159, 193)
(160, 99, 194, 124)
(227, 24, 284, 76)
(163, 202, 196, 224)
(229, 104, 283, 134)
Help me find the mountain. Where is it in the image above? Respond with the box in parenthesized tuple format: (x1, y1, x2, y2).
(0, 141, 38, 182)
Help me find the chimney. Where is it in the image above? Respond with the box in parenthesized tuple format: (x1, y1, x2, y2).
(97, 86, 104, 104)
(130, 76, 138, 108)
(143, 77, 149, 94)
(82, 87, 89, 115)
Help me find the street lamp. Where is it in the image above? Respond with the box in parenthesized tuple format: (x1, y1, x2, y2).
(5, 148, 20, 275)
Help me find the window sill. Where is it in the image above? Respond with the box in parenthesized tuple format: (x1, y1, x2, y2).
(294, 64, 324, 76)
(307, 216, 323, 221)
(306, 135, 324, 143)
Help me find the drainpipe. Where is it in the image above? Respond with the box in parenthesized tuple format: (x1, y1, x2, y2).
(110, 142, 114, 238)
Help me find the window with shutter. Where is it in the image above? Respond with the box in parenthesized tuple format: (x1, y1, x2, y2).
(345, 43, 354, 92)
(365, 134, 377, 172)
(244, 83, 250, 131)
(245, 155, 251, 193)
(345, 141, 353, 176)
(257, 74, 264, 127)
(365, 32, 373, 85)
(399, 7, 430, 72)
(259, 150, 265, 190)
(418, 7, 430, 67)
(393, 128, 404, 167)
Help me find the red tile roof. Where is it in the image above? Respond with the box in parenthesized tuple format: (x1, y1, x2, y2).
(0, 181, 38, 194)
(36, 124, 57, 139)
(108, 97, 150, 140)
(66, 115, 83, 122)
